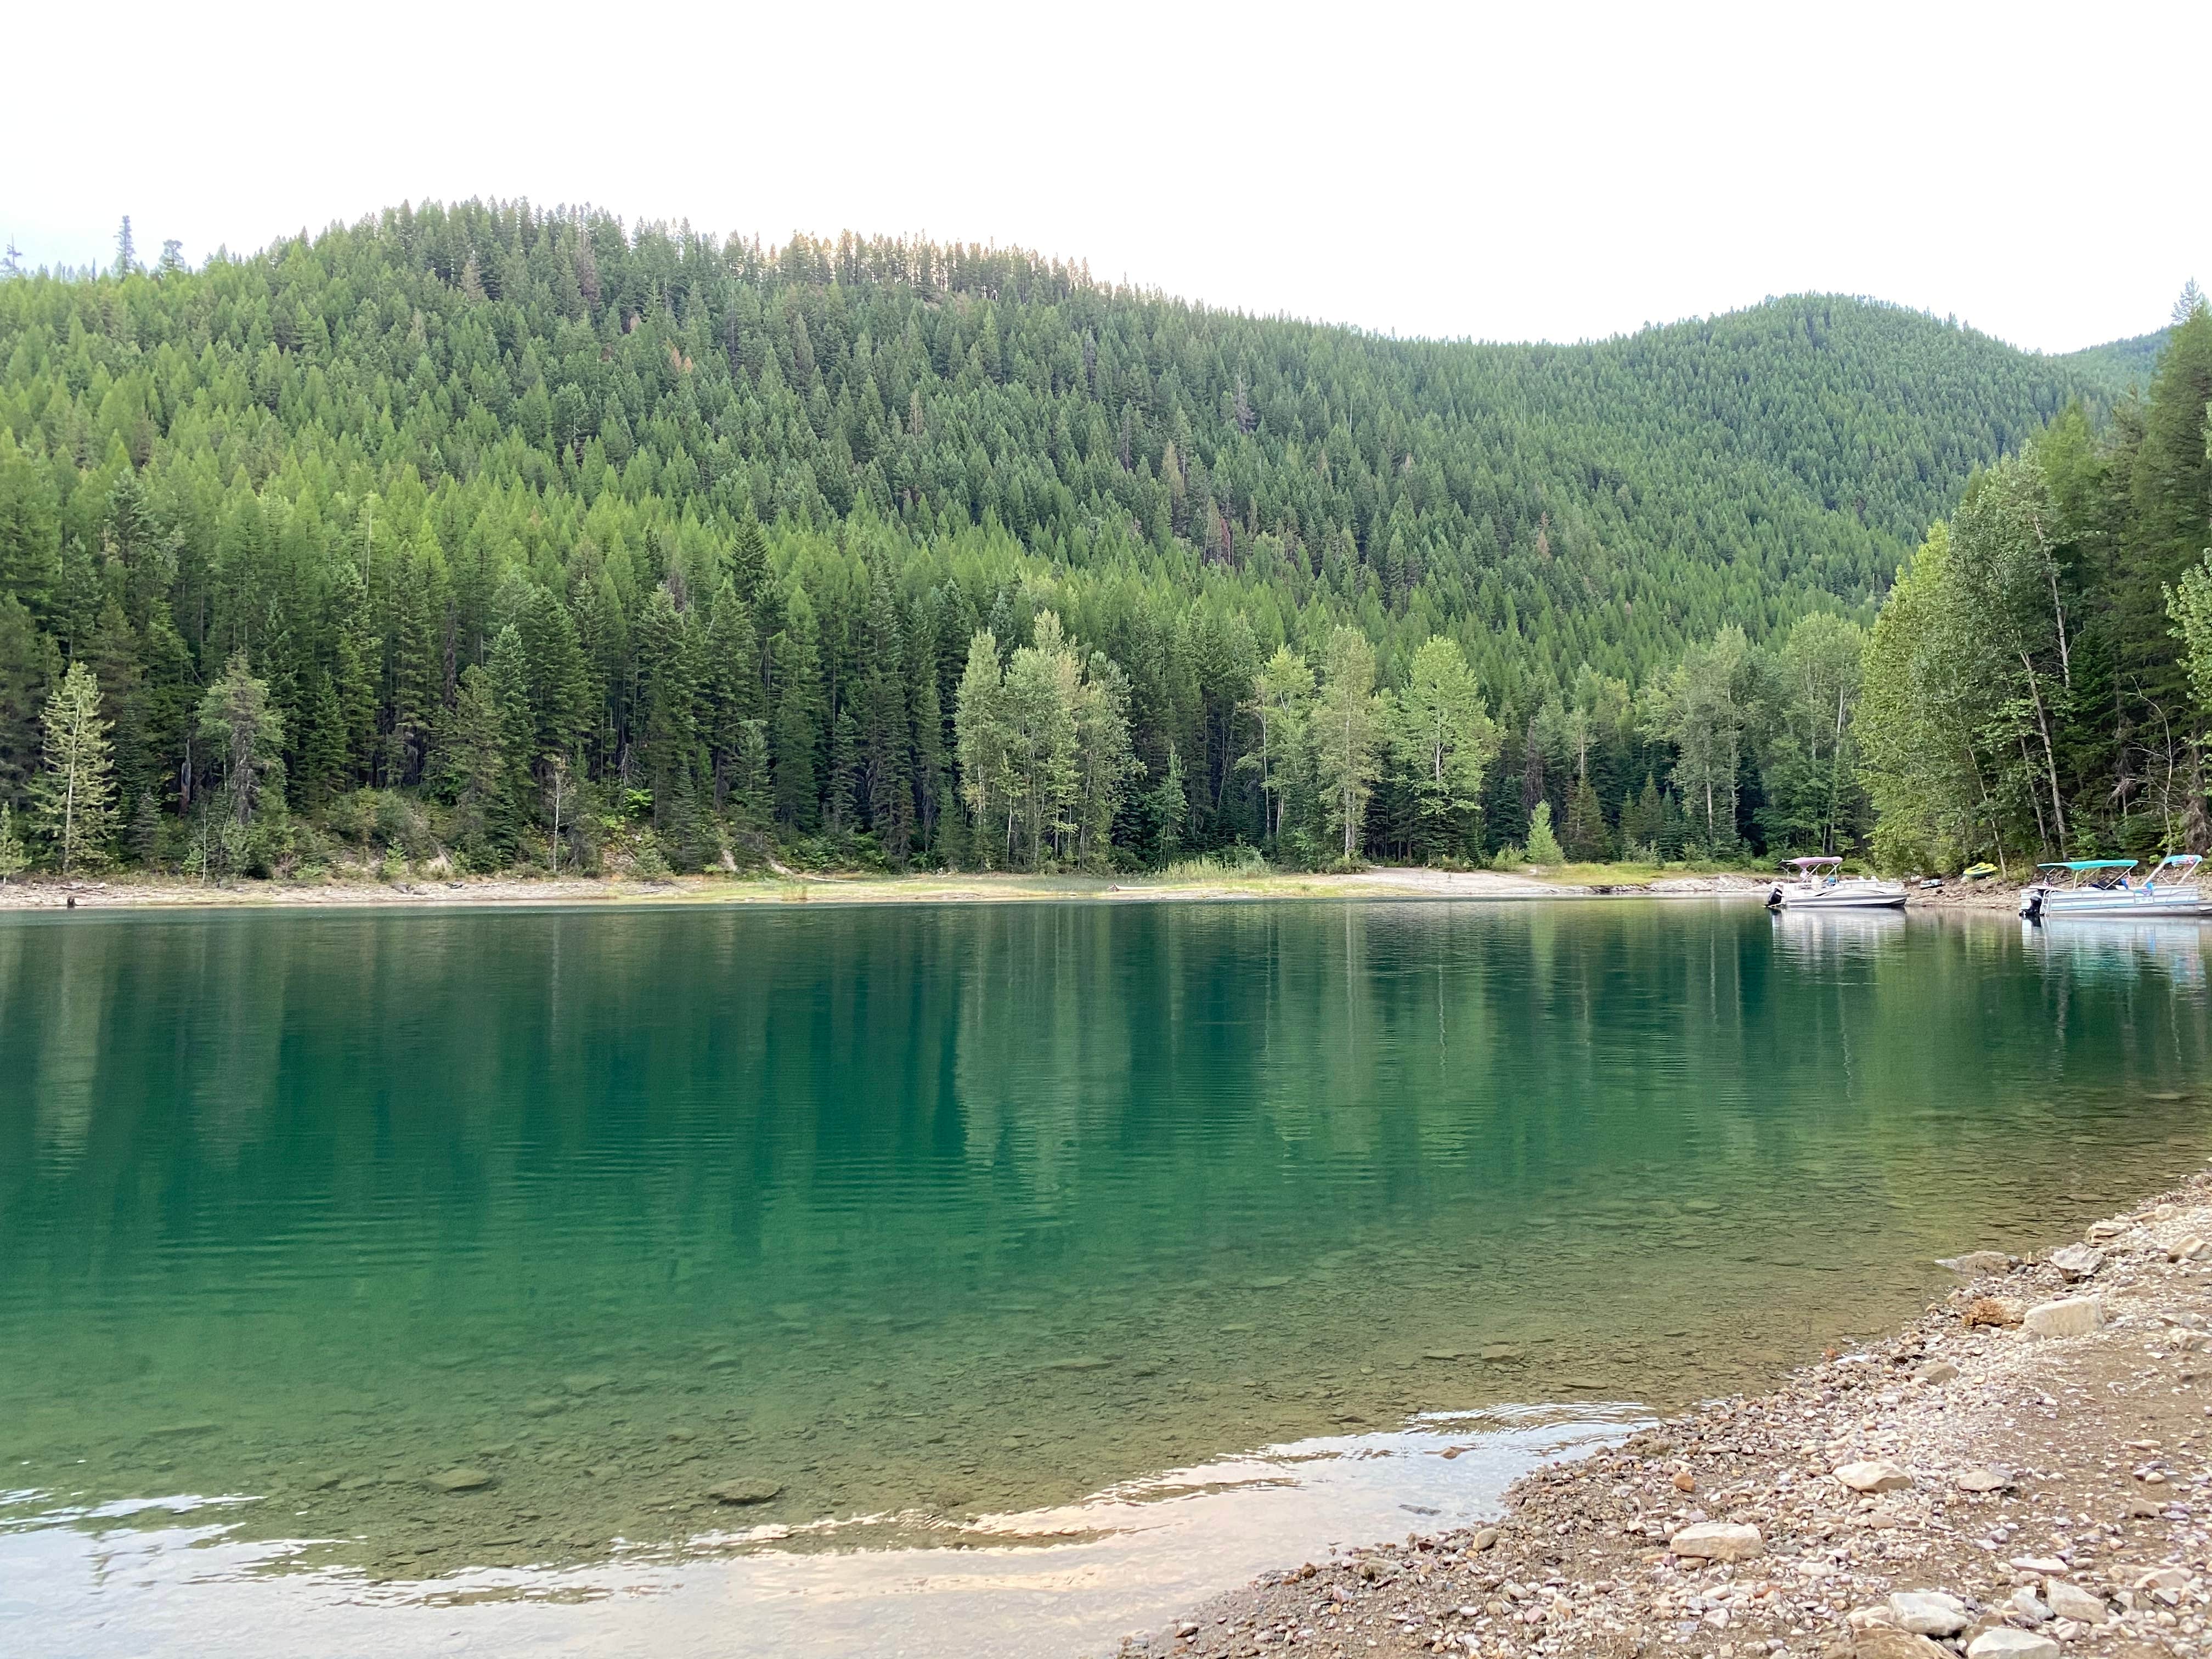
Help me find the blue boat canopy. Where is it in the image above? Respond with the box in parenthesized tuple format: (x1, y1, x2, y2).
(2035, 859, 2138, 871)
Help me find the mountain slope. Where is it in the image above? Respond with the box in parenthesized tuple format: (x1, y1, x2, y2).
(2061, 328, 2171, 392)
(1, 203, 2126, 668)
(0, 199, 2159, 870)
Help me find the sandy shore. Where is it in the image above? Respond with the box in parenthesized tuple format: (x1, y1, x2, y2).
(0, 867, 1770, 912)
(1129, 1173, 2212, 1659)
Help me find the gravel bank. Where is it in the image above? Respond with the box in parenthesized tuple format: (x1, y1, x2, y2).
(1125, 1172, 2212, 1659)
(0, 867, 1773, 911)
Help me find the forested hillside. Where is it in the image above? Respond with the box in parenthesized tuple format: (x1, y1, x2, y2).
(1859, 294, 2212, 869)
(0, 200, 2174, 878)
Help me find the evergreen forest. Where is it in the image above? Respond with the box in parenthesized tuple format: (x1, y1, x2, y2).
(0, 200, 2201, 881)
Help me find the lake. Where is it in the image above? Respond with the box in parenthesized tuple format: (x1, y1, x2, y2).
(2, 898, 2207, 1656)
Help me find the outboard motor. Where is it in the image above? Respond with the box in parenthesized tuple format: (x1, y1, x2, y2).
(1765, 884, 1784, 910)
(2019, 887, 2044, 924)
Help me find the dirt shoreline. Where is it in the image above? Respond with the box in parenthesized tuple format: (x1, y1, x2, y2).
(0, 867, 1773, 912)
(1128, 1171, 2212, 1659)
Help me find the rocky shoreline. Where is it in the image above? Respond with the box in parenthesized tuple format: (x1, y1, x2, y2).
(1125, 1171, 2212, 1659)
(0, 866, 1769, 912)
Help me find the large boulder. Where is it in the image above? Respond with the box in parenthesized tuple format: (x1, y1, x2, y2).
(2048, 1243, 2105, 1281)
(2043, 1582, 2106, 1625)
(1856, 1631, 1955, 1659)
(2023, 1296, 2104, 1338)
(1888, 1592, 1970, 1635)
(1837, 1459, 1914, 1493)
(1966, 1630, 2059, 1659)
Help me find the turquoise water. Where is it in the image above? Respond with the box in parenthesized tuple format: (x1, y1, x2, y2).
(1, 899, 2207, 1651)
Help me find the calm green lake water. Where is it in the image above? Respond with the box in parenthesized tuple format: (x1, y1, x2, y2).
(2, 899, 2208, 1652)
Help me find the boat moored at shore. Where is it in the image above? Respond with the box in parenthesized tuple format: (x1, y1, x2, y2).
(2019, 855, 2208, 922)
(1765, 856, 1908, 911)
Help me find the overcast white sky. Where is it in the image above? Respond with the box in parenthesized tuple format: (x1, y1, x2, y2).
(8, 1, 2205, 354)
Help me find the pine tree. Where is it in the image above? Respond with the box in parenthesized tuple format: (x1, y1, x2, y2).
(770, 590, 822, 830)
(297, 670, 348, 810)
(726, 514, 770, 615)
(700, 579, 761, 809)
(855, 574, 912, 861)
(0, 596, 58, 805)
(35, 661, 117, 872)
(129, 789, 162, 868)
(0, 433, 61, 612)
(197, 652, 285, 831)
(1562, 777, 1610, 861)
(826, 703, 860, 839)
(1525, 800, 1564, 865)
(1146, 741, 1188, 860)
(443, 664, 517, 862)
(516, 584, 593, 766)
(0, 804, 27, 881)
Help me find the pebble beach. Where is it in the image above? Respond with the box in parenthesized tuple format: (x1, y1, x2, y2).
(1133, 1166, 2212, 1659)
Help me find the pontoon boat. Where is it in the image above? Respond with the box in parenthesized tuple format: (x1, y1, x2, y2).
(2018, 855, 2208, 922)
(1765, 856, 1908, 911)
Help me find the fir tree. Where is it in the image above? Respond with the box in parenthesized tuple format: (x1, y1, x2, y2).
(0, 803, 27, 881)
(1525, 800, 1564, 865)
(128, 788, 163, 868)
(35, 661, 117, 872)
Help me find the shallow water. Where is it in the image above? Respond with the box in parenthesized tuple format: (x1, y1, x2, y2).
(1, 900, 2207, 1655)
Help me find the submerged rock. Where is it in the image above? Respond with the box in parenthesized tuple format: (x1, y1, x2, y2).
(708, 1477, 783, 1505)
(427, 1467, 495, 1493)
(1938, 1251, 2011, 1277)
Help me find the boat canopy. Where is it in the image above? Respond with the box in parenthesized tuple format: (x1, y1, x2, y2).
(2153, 854, 2204, 867)
(2035, 860, 2138, 871)
(1786, 856, 1843, 868)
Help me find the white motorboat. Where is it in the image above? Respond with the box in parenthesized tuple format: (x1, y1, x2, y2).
(1765, 856, 1908, 911)
(2019, 855, 2208, 922)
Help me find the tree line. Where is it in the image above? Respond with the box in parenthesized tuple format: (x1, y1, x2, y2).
(1858, 289, 2212, 871)
(0, 202, 2182, 879)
